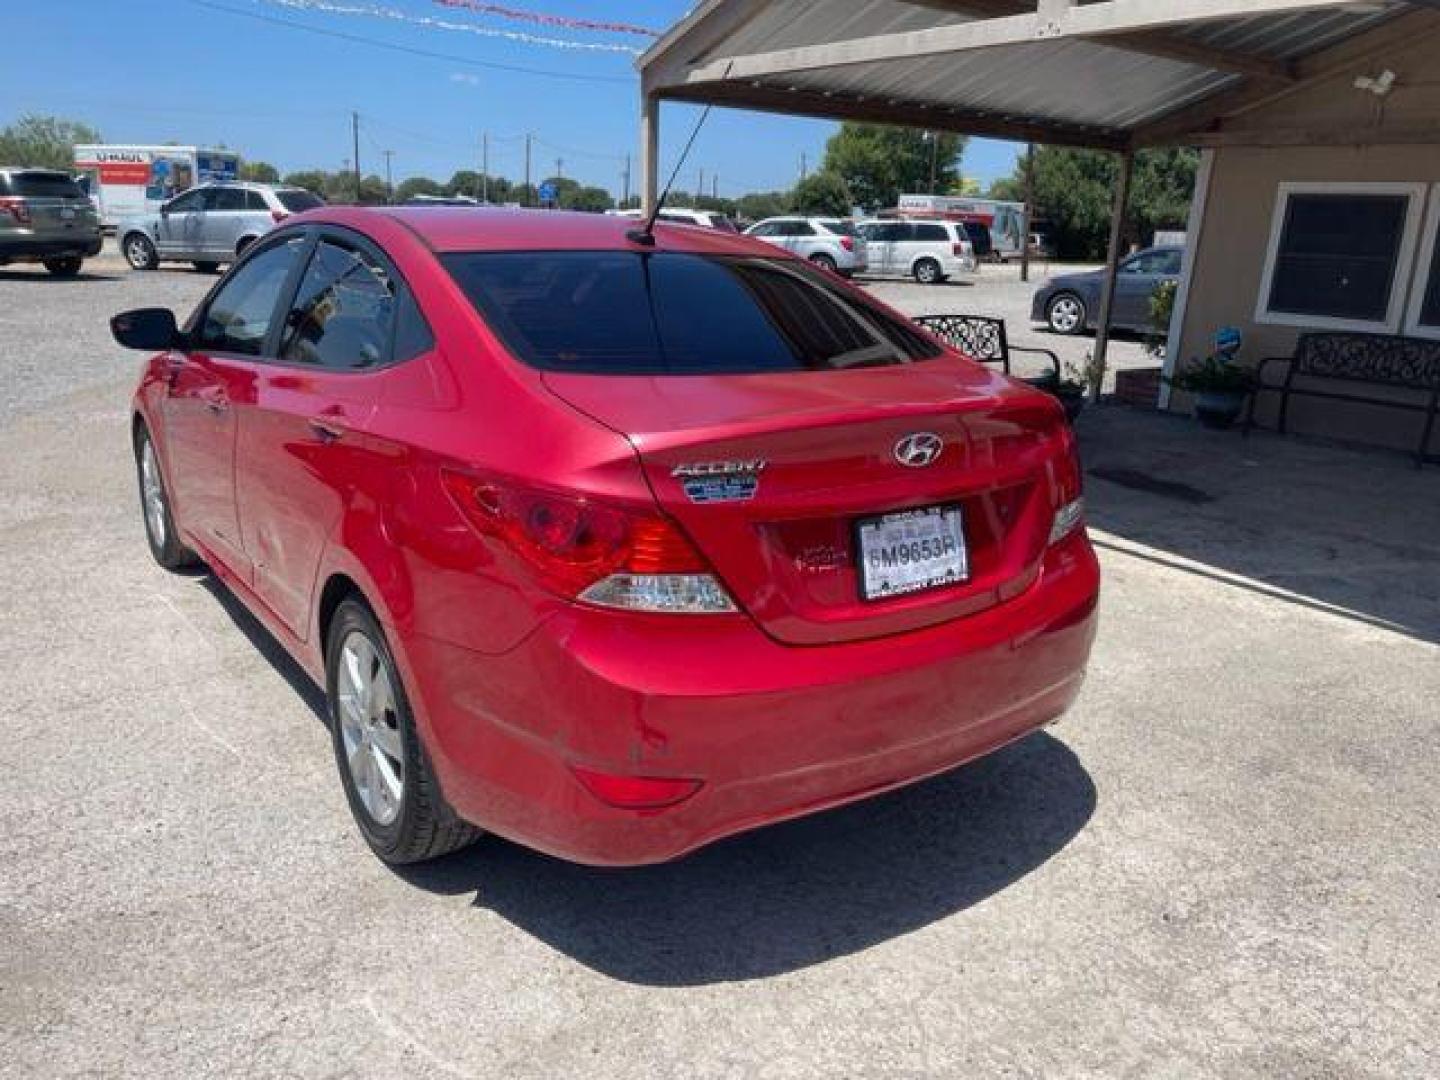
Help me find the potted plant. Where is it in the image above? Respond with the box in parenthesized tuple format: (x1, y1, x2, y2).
(1034, 358, 1090, 423)
(1164, 352, 1256, 429)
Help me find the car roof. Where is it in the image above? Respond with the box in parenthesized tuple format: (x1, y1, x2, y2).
(314, 206, 770, 255)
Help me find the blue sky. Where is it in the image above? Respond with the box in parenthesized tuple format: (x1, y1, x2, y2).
(5, 0, 1023, 197)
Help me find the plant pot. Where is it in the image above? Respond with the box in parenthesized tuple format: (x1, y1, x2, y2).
(1193, 390, 1246, 430)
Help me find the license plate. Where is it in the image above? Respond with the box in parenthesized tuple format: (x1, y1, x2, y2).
(856, 505, 968, 601)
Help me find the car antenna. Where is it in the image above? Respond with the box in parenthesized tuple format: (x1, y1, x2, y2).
(627, 63, 731, 247)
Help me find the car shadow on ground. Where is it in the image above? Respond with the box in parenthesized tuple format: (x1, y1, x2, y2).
(198, 575, 329, 724)
(397, 730, 1095, 986)
(0, 268, 121, 283)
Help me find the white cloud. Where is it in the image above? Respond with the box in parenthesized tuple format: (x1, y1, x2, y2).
(450, 72, 480, 86)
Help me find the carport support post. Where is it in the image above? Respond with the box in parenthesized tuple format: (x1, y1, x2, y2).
(1090, 148, 1133, 403)
(640, 93, 660, 217)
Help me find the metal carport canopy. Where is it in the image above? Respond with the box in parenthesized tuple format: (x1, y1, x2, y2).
(635, 0, 1437, 391)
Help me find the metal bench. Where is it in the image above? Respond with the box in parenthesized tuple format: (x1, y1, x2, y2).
(1243, 331, 1440, 468)
(913, 314, 1061, 383)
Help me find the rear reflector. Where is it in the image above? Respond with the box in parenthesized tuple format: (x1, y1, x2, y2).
(270, 210, 288, 224)
(571, 767, 703, 810)
(0, 197, 31, 225)
(839, 236, 855, 252)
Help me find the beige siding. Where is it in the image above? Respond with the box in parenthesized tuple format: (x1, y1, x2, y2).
(1173, 39, 1440, 452)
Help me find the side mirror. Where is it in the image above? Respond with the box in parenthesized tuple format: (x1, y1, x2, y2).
(111, 308, 184, 352)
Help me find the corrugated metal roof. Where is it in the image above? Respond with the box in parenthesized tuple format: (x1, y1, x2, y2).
(644, 1, 1411, 145)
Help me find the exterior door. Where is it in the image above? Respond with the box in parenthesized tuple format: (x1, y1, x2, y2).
(202, 186, 248, 257)
(162, 233, 307, 578)
(865, 222, 901, 274)
(155, 188, 205, 256)
(1114, 249, 1182, 329)
(236, 233, 401, 638)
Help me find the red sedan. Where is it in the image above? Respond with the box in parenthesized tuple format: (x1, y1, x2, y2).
(112, 207, 1098, 867)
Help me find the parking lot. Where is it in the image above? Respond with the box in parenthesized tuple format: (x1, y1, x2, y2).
(3, 255, 1437, 1078)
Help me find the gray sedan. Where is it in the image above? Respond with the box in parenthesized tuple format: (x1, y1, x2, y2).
(118, 182, 322, 272)
(1030, 245, 1183, 335)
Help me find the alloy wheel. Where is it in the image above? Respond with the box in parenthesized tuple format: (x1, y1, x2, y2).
(140, 439, 167, 548)
(335, 630, 406, 827)
(1049, 295, 1084, 334)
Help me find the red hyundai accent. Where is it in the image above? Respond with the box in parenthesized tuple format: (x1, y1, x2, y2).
(112, 208, 1098, 866)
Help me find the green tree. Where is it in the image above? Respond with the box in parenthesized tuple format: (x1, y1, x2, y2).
(991, 147, 1199, 260)
(283, 170, 330, 195)
(790, 171, 853, 218)
(0, 115, 102, 170)
(734, 190, 790, 224)
(563, 185, 614, 213)
(395, 175, 443, 202)
(821, 123, 966, 211)
(239, 161, 280, 183)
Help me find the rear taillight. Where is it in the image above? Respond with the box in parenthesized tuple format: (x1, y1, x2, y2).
(0, 197, 32, 225)
(441, 472, 737, 613)
(271, 209, 288, 224)
(839, 236, 855, 252)
(952, 242, 970, 257)
(1048, 426, 1085, 546)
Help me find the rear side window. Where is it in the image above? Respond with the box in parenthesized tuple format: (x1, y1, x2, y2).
(277, 190, 324, 213)
(210, 188, 246, 212)
(821, 220, 858, 237)
(245, 190, 269, 212)
(444, 251, 940, 375)
(1, 172, 85, 199)
(281, 240, 396, 370)
(914, 223, 948, 242)
(197, 236, 305, 356)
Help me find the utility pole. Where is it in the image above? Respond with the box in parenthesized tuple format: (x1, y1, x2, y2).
(621, 154, 631, 206)
(927, 131, 938, 195)
(697, 167, 704, 206)
(524, 133, 532, 205)
(800, 152, 808, 183)
(1020, 142, 1036, 284)
(556, 157, 564, 182)
(350, 111, 363, 204)
(712, 174, 718, 201)
(382, 150, 394, 205)
(480, 133, 489, 203)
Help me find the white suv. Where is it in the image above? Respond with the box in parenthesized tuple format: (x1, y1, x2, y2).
(857, 219, 977, 284)
(744, 216, 867, 276)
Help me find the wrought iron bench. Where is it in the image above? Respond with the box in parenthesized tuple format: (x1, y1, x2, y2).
(913, 314, 1061, 384)
(1242, 331, 1440, 468)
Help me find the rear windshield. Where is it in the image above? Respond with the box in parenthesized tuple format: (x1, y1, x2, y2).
(276, 189, 324, 212)
(0, 172, 85, 199)
(444, 251, 941, 375)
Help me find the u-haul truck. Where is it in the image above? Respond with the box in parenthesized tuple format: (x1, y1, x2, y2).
(72, 145, 240, 229)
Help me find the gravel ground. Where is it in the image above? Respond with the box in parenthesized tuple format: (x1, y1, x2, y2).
(2, 253, 1435, 1079)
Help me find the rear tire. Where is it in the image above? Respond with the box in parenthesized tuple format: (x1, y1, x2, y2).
(134, 425, 201, 571)
(326, 598, 483, 865)
(1046, 292, 1088, 336)
(123, 233, 158, 271)
(43, 256, 83, 277)
(913, 258, 943, 285)
(808, 252, 838, 274)
(192, 261, 220, 274)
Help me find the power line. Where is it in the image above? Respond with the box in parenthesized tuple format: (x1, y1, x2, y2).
(184, 0, 636, 85)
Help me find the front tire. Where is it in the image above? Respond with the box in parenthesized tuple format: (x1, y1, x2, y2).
(134, 425, 200, 571)
(123, 233, 158, 271)
(913, 257, 943, 285)
(808, 252, 838, 274)
(326, 599, 482, 865)
(43, 256, 83, 277)
(1046, 292, 1088, 335)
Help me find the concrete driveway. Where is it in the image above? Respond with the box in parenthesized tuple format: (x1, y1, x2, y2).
(1, 259, 1436, 1078)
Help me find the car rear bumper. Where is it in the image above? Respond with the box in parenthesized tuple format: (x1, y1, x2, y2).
(410, 530, 1100, 866)
(0, 235, 103, 261)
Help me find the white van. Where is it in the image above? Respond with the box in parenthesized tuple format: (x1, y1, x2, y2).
(857, 219, 978, 284)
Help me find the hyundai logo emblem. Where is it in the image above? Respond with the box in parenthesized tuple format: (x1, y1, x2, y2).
(894, 432, 944, 468)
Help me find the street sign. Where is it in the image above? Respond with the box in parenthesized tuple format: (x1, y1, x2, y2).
(538, 180, 558, 205)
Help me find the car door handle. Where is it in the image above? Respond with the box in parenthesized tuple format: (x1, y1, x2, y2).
(308, 418, 346, 443)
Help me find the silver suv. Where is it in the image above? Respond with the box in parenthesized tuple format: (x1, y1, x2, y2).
(857, 219, 977, 284)
(119, 182, 323, 272)
(0, 167, 103, 277)
(744, 216, 867, 276)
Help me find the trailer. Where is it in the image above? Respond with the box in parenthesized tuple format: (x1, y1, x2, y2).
(72, 145, 240, 229)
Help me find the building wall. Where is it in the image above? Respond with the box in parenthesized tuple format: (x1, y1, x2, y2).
(1173, 36, 1440, 452)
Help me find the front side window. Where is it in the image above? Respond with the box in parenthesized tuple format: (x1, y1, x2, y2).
(196, 235, 305, 356)
(1259, 184, 1424, 330)
(443, 251, 940, 376)
(167, 189, 205, 214)
(280, 240, 395, 370)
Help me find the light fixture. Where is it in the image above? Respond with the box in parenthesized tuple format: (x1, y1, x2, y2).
(1353, 69, 1397, 97)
